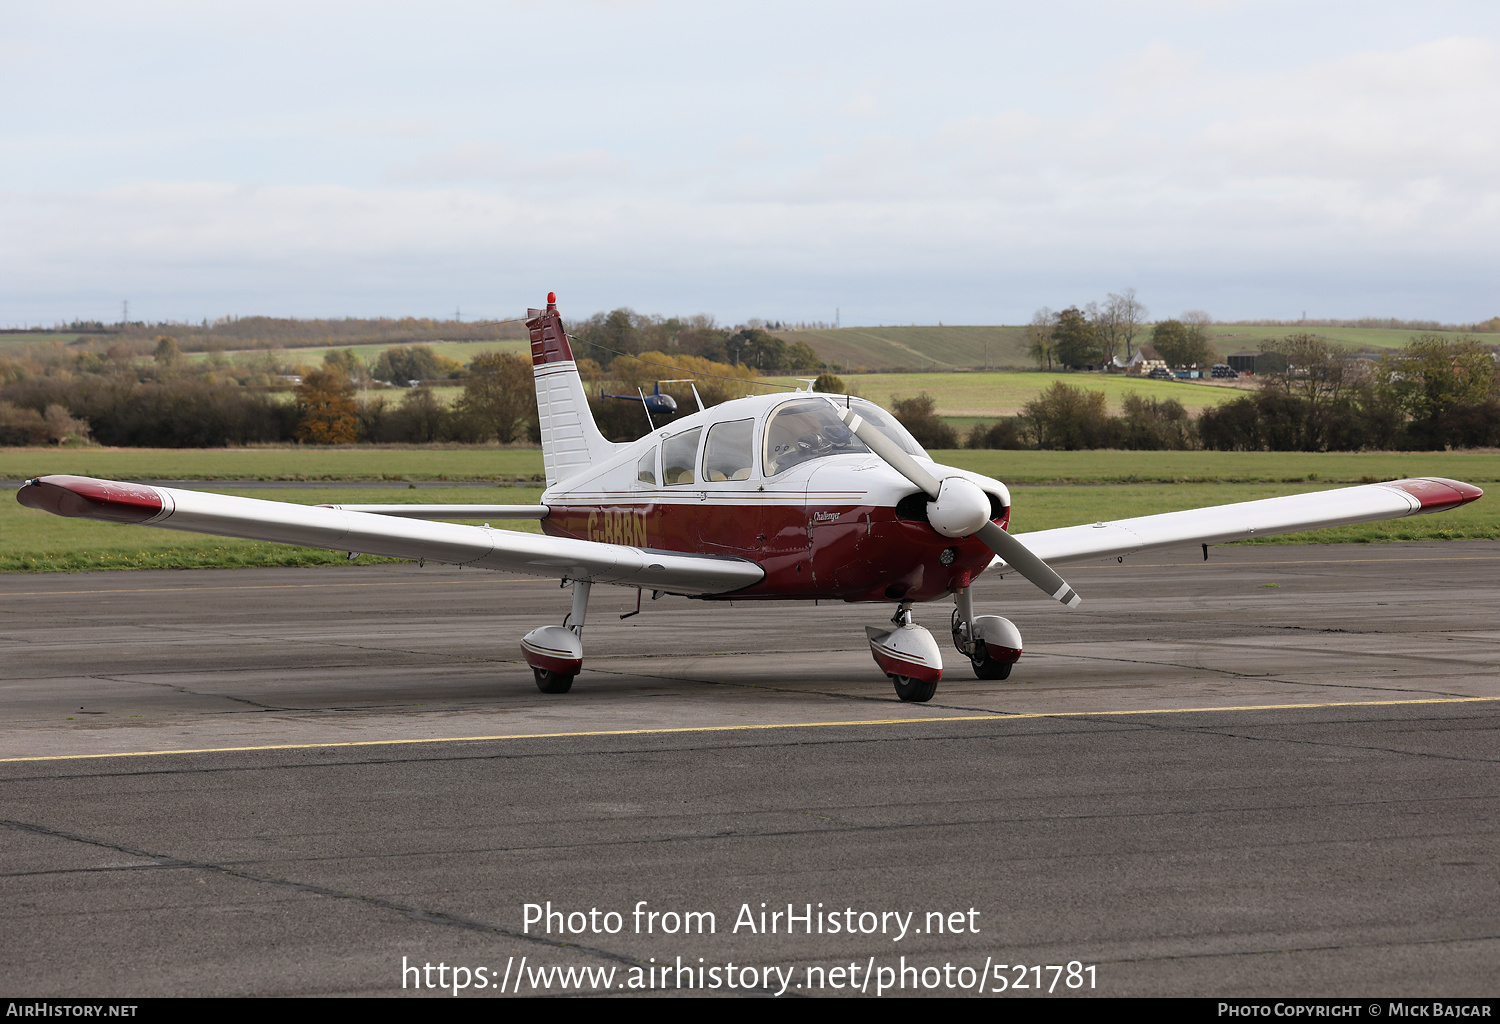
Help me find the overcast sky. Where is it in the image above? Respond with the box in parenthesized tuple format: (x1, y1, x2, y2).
(2, 1, 1497, 327)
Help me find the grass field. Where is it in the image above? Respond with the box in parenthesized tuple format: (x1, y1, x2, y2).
(0, 486, 545, 573)
(766, 371, 1252, 419)
(0, 333, 529, 368)
(0, 332, 88, 352)
(0, 447, 546, 482)
(944, 450, 1500, 485)
(772, 324, 1485, 371)
(3, 450, 1495, 572)
(8, 323, 1485, 372)
(1207, 325, 1477, 352)
(1007, 481, 1499, 545)
(186, 338, 530, 368)
(773, 326, 1032, 372)
(7, 447, 1498, 486)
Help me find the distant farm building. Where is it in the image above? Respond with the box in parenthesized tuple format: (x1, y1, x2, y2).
(1123, 345, 1167, 375)
(1226, 351, 1289, 375)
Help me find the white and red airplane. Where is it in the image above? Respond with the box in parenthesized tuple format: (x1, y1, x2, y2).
(17, 294, 1485, 702)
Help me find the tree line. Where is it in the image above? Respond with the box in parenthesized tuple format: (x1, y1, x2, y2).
(1024, 292, 1229, 371)
(3, 322, 1495, 453)
(569, 308, 822, 373)
(954, 336, 1499, 451)
(12, 315, 532, 355)
(0, 325, 790, 446)
(1023, 289, 1148, 369)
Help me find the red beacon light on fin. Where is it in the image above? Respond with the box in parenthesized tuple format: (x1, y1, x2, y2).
(547, 292, 557, 305)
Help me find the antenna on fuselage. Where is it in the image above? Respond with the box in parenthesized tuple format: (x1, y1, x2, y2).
(636, 387, 656, 431)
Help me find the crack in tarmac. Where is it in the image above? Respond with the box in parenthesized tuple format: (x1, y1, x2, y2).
(1100, 930, 1500, 969)
(8, 789, 1498, 881)
(0, 817, 663, 979)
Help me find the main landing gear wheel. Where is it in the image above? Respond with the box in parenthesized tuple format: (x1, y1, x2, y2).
(969, 645, 1013, 681)
(889, 673, 938, 703)
(533, 667, 575, 694)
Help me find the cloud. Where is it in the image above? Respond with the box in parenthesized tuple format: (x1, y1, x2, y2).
(389, 143, 626, 188)
(330, 118, 437, 139)
(3, 17, 1498, 323)
(1097, 40, 1204, 97)
(840, 93, 883, 118)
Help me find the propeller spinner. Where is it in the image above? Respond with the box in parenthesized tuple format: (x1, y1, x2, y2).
(837, 407, 1082, 609)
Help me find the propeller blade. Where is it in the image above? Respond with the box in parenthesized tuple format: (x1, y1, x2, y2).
(977, 522, 1081, 609)
(837, 408, 940, 498)
(838, 406, 1082, 611)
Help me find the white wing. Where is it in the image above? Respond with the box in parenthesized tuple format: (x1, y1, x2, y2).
(320, 504, 549, 520)
(17, 476, 761, 596)
(997, 477, 1483, 569)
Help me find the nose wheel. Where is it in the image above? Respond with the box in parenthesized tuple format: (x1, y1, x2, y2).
(532, 667, 575, 693)
(968, 644, 1013, 680)
(888, 673, 938, 702)
(868, 602, 943, 702)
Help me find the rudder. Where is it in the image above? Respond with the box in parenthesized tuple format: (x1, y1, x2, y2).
(528, 293, 618, 487)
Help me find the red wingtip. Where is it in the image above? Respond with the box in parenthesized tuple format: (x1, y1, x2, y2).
(17, 475, 165, 524)
(1383, 477, 1484, 514)
(547, 292, 556, 305)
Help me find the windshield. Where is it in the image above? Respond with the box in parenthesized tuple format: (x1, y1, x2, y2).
(846, 398, 927, 459)
(763, 396, 928, 476)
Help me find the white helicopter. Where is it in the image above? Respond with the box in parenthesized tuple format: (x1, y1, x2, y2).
(17, 294, 1483, 702)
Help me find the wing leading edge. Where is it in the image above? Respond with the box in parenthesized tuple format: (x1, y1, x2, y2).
(997, 476, 1483, 569)
(16, 476, 761, 596)
(319, 504, 550, 520)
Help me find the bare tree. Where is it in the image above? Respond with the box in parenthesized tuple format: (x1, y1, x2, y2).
(1261, 334, 1366, 410)
(1107, 288, 1147, 359)
(1085, 301, 1117, 364)
(1026, 307, 1058, 370)
(1180, 310, 1217, 367)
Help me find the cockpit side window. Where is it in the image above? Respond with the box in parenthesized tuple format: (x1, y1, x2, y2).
(636, 446, 658, 486)
(703, 419, 755, 482)
(763, 398, 869, 476)
(662, 428, 702, 486)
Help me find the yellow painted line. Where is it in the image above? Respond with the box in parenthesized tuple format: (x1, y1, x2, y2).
(5, 696, 1497, 764)
(0, 577, 536, 598)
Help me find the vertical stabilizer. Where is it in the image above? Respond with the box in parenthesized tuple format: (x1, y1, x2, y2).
(528, 293, 618, 487)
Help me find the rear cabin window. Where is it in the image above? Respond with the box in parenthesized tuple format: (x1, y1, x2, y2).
(703, 419, 755, 482)
(636, 446, 658, 486)
(662, 428, 701, 485)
